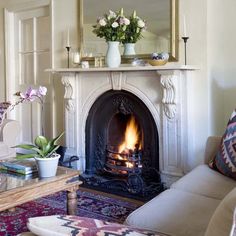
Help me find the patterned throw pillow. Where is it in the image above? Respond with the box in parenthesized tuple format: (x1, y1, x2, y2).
(0, 102, 11, 126)
(27, 215, 169, 236)
(209, 110, 236, 180)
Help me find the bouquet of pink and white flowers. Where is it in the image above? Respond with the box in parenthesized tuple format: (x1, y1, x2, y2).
(122, 10, 146, 44)
(93, 8, 146, 44)
(92, 8, 130, 42)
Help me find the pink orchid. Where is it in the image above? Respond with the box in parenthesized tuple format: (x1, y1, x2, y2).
(20, 87, 37, 102)
(12, 86, 47, 135)
(38, 86, 47, 96)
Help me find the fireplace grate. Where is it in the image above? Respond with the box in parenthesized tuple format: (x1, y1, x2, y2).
(80, 157, 164, 201)
(104, 146, 142, 176)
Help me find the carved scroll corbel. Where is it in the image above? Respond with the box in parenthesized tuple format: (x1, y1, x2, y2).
(61, 73, 75, 112)
(159, 72, 178, 119)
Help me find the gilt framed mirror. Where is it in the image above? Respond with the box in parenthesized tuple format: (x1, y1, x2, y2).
(78, 0, 179, 62)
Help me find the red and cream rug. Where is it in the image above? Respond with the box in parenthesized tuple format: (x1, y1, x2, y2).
(0, 189, 141, 236)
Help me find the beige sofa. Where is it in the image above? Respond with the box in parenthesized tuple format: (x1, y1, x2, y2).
(0, 119, 20, 160)
(20, 136, 236, 236)
(125, 136, 236, 236)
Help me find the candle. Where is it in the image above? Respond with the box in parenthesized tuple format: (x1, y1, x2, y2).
(66, 29, 70, 47)
(73, 52, 80, 64)
(183, 15, 187, 37)
(120, 8, 124, 16)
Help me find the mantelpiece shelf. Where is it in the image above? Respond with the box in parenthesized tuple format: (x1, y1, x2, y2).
(47, 65, 198, 73)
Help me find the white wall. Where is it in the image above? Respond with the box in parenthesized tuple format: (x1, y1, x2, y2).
(52, 0, 79, 68)
(51, 0, 79, 137)
(207, 0, 236, 135)
(179, 0, 236, 168)
(180, 0, 209, 167)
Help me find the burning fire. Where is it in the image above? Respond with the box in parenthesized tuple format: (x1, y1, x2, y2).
(126, 162, 134, 168)
(118, 116, 141, 153)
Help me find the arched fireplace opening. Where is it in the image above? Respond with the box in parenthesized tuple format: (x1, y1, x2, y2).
(81, 90, 163, 200)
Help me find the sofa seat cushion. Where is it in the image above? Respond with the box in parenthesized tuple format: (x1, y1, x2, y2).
(205, 187, 236, 236)
(171, 164, 236, 200)
(125, 189, 220, 236)
(27, 215, 168, 236)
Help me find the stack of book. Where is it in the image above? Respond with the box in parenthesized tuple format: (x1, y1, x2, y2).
(0, 159, 37, 175)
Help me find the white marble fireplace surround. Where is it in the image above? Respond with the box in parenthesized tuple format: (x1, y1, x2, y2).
(50, 65, 197, 185)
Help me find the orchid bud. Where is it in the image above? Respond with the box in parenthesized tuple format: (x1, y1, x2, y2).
(132, 10, 136, 18)
(14, 92, 21, 96)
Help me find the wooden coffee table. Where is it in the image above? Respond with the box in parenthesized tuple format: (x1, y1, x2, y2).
(0, 166, 82, 215)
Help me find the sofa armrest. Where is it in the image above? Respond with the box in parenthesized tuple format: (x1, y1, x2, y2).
(204, 136, 222, 164)
(0, 119, 21, 147)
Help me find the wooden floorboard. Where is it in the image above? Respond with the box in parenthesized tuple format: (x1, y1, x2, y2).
(80, 186, 144, 206)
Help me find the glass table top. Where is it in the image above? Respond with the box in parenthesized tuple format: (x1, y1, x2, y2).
(0, 167, 79, 193)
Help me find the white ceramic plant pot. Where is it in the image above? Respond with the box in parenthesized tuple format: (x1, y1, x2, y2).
(35, 153, 60, 178)
(123, 43, 136, 55)
(106, 41, 121, 68)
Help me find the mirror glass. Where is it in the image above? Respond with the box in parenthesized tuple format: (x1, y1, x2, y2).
(80, 0, 178, 61)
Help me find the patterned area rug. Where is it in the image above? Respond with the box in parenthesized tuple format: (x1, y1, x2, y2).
(0, 189, 140, 236)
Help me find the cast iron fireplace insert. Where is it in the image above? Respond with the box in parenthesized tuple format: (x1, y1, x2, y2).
(81, 90, 163, 200)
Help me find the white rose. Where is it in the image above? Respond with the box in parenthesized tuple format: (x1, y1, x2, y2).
(99, 18, 107, 26)
(112, 22, 119, 28)
(137, 20, 145, 28)
(124, 18, 130, 25)
(108, 10, 116, 19)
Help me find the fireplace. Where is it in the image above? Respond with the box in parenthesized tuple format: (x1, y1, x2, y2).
(51, 67, 196, 199)
(80, 90, 163, 199)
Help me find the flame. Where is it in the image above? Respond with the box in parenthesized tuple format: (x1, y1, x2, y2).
(118, 116, 141, 153)
(117, 155, 123, 160)
(126, 162, 134, 168)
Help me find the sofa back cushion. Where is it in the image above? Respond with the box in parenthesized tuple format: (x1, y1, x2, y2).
(209, 110, 236, 180)
(205, 187, 236, 236)
(204, 136, 221, 164)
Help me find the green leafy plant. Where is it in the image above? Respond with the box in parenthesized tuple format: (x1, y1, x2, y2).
(122, 11, 146, 44)
(14, 132, 64, 159)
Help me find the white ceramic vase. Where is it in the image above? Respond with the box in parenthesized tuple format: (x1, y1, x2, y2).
(35, 153, 60, 178)
(123, 43, 136, 55)
(106, 41, 121, 68)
